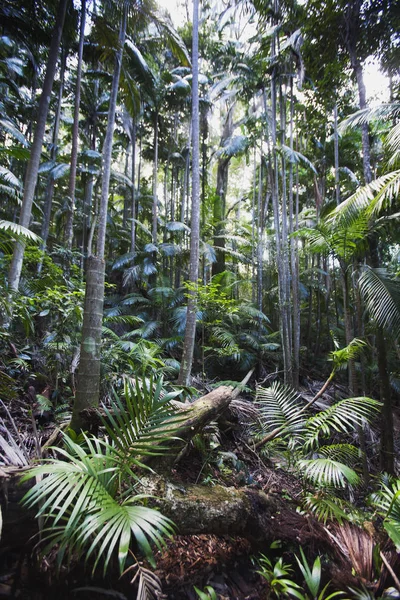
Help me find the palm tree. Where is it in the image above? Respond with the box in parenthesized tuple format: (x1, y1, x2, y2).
(71, 0, 129, 431)
(178, 0, 200, 386)
(64, 0, 87, 251)
(7, 0, 69, 292)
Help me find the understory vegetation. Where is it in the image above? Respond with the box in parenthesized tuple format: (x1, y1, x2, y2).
(0, 0, 400, 597)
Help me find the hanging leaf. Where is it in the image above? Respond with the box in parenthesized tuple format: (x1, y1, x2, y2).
(166, 221, 190, 232)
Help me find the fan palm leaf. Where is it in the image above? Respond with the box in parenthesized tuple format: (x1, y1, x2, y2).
(298, 458, 360, 488)
(22, 382, 179, 575)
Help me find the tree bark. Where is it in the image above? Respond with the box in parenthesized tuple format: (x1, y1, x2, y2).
(38, 50, 67, 274)
(71, 4, 127, 429)
(8, 0, 69, 291)
(70, 256, 105, 430)
(178, 0, 200, 386)
(64, 0, 86, 251)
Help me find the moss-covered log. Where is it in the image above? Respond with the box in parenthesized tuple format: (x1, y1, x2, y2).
(140, 475, 331, 548)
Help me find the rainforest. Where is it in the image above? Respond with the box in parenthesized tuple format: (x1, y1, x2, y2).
(0, 0, 400, 598)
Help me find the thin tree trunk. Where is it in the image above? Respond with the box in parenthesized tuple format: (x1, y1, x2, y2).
(130, 120, 137, 253)
(212, 106, 233, 277)
(38, 50, 67, 274)
(8, 0, 69, 291)
(177, 0, 200, 386)
(333, 101, 340, 205)
(71, 3, 128, 430)
(65, 0, 86, 250)
(152, 112, 159, 245)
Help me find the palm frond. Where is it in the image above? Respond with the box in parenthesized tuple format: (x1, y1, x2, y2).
(304, 397, 380, 451)
(21, 432, 175, 574)
(280, 144, 317, 174)
(338, 103, 400, 132)
(0, 220, 41, 242)
(318, 443, 361, 466)
(299, 458, 360, 488)
(358, 267, 400, 338)
(100, 376, 186, 464)
(328, 169, 400, 227)
(256, 381, 305, 434)
(303, 493, 349, 524)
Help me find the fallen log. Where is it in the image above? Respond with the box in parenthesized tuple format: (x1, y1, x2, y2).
(147, 371, 254, 469)
(140, 475, 332, 549)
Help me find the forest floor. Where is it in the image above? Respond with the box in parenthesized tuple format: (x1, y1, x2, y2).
(1, 378, 400, 599)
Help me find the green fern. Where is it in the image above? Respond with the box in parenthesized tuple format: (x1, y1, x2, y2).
(255, 381, 305, 435)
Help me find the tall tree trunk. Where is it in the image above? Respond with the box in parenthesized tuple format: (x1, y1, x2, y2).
(8, 0, 69, 291)
(152, 111, 159, 245)
(177, 0, 200, 386)
(130, 120, 137, 254)
(212, 106, 233, 277)
(333, 101, 340, 205)
(65, 0, 86, 250)
(38, 50, 67, 274)
(289, 88, 300, 388)
(71, 3, 128, 430)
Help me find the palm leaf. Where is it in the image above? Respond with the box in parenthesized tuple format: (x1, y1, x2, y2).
(328, 169, 400, 228)
(279, 144, 317, 174)
(304, 397, 380, 451)
(303, 493, 350, 524)
(358, 267, 400, 338)
(100, 376, 186, 464)
(0, 220, 41, 242)
(255, 381, 305, 434)
(21, 432, 175, 574)
(299, 458, 360, 488)
(338, 103, 400, 132)
(318, 443, 361, 466)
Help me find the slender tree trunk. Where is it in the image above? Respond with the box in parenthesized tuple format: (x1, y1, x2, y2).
(333, 101, 340, 205)
(212, 106, 233, 277)
(177, 0, 200, 386)
(130, 121, 137, 253)
(8, 0, 69, 291)
(38, 50, 67, 274)
(71, 3, 128, 430)
(256, 162, 263, 313)
(152, 112, 159, 245)
(65, 0, 86, 250)
(290, 89, 300, 388)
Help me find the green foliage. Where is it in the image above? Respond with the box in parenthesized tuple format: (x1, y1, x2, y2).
(371, 477, 400, 551)
(256, 554, 303, 598)
(100, 375, 186, 465)
(253, 377, 380, 521)
(194, 585, 218, 600)
(21, 377, 182, 575)
(294, 547, 344, 600)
